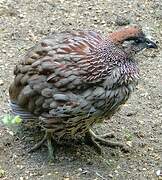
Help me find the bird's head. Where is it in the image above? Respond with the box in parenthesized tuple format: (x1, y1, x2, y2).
(108, 25, 158, 53)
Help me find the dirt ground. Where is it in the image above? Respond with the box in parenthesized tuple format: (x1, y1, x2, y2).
(0, 0, 162, 179)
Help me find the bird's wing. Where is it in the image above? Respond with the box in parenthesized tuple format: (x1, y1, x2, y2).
(9, 31, 107, 119)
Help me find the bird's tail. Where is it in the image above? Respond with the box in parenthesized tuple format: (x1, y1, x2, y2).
(9, 100, 38, 121)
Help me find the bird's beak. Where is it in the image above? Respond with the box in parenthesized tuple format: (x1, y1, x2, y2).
(145, 38, 158, 49)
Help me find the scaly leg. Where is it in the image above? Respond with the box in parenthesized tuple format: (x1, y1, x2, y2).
(85, 131, 103, 154)
(85, 129, 129, 154)
(28, 130, 56, 161)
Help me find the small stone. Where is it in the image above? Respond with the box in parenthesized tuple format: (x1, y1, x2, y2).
(108, 174, 113, 178)
(82, 170, 88, 174)
(115, 16, 130, 26)
(86, 158, 93, 165)
(2, 49, 6, 53)
(17, 165, 24, 169)
(8, 130, 14, 136)
(156, 170, 161, 176)
(159, 113, 162, 117)
(18, 13, 25, 19)
(78, 168, 82, 172)
(0, 79, 4, 85)
(126, 141, 132, 147)
(156, 169, 162, 179)
(114, 170, 118, 174)
(63, 172, 70, 180)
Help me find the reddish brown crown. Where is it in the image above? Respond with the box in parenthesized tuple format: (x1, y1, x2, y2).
(108, 25, 143, 44)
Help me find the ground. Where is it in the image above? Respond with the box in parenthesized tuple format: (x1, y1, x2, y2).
(0, 0, 162, 179)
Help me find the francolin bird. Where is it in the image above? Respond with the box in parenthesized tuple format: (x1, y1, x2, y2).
(9, 25, 157, 160)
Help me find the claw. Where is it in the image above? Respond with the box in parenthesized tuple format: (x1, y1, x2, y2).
(85, 129, 129, 153)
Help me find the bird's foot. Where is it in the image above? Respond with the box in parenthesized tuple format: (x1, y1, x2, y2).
(85, 129, 129, 154)
(28, 131, 56, 161)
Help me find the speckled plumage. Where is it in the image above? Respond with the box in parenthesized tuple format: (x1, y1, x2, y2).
(9, 28, 145, 141)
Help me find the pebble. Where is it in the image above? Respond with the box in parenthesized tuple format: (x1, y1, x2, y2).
(63, 173, 70, 180)
(18, 13, 25, 19)
(126, 141, 132, 147)
(1, 49, 6, 53)
(78, 168, 82, 172)
(156, 170, 162, 176)
(0, 79, 4, 85)
(17, 165, 24, 170)
(115, 15, 130, 26)
(108, 174, 113, 178)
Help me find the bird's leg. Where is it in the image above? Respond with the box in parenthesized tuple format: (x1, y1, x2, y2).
(28, 132, 47, 152)
(28, 130, 56, 161)
(84, 131, 103, 154)
(85, 129, 129, 153)
(46, 131, 55, 161)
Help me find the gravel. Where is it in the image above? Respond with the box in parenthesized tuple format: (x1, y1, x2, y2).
(0, 0, 161, 179)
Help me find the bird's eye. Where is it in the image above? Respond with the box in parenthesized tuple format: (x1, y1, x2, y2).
(134, 38, 143, 44)
(146, 41, 152, 46)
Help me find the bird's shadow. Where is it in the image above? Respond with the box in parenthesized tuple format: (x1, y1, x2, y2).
(14, 124, 124, 166)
